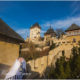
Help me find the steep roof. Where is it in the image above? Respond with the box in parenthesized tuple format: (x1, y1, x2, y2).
(44, 27, 56, 35)
(30, 22, 41, 29)
(0, 19, 24, 42)
(65, 24, 80, 32)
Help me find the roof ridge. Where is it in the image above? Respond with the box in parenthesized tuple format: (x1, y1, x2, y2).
(30, 22, 41, 29)
(0, 19, 24, 42)
(65, 23, 80, 32)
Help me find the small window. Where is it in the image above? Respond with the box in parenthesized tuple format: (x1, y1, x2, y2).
(73, 38, 76, 43)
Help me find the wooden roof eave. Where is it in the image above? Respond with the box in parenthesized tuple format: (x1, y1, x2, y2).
(0, 32, 25, 43)
(65, 28, 80, 32)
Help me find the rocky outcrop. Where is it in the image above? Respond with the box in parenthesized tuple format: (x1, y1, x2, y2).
(26, 43, 77, 78)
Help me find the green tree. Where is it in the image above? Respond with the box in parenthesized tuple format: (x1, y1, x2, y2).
(50, 43, 56, 50)
(71, 55, 80, 78)
(64, 62, 71, 78)
(54, 54, 66, 79)
(43, 46, 80, 79)
(72, 46, 78, 57)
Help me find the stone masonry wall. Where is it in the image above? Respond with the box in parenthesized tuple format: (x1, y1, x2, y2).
(0, 41, 19, 66)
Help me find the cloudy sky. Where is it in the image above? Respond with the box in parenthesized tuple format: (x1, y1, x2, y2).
(0, 1, 80, 39)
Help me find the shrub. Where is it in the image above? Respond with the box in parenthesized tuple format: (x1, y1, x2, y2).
(43, 46, 80, 79)
(21, 42, 50, 61)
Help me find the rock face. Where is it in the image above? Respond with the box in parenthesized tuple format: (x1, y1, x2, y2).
(26, 43, 78, 78)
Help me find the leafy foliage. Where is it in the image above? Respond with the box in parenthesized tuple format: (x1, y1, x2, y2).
(56, 28, 65, 39)
(21, 42, 49, 62)
(50, 42, 56, 50)
(43, 45, 80, 79)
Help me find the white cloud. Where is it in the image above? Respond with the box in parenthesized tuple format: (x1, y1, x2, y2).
(40, 30, 46, 37)
(16, 28, 46, 39)
(16, 16, 80, 39)
(41, 21, 51, 27)
(16, 28, 30, 39)
(41, 16, 80, 29)
(41, 30, 46, 34)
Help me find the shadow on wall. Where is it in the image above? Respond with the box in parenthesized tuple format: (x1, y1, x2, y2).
(41, 66, 51, 79)
(26, 63, 40, 79)
(0, 63, 10, 79)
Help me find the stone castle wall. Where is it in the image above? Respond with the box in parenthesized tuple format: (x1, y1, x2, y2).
(30, 27, 41, 41)
(27, 54, 53, 74)
(27, 43, 76, 76)
(0, 41, 19, 66)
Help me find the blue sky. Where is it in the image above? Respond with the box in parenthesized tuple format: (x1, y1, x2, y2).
(0, 1, 80, 39)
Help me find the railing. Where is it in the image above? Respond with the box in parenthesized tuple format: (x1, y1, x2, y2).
(7, 73, 27, 79)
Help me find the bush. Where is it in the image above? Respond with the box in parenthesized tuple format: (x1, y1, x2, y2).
(21, 42, 50, 61)
(50, 43, 56, 50)
(43, 46, 80, 79)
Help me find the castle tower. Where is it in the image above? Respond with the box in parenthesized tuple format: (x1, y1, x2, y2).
(30, 23, 41, 41)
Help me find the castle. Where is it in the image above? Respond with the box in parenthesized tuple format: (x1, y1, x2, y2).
(54, 24, 80, 45)
(24, 23, 80, 75)
(30, 23, 41, 41)
(27, 23, 80, 46)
